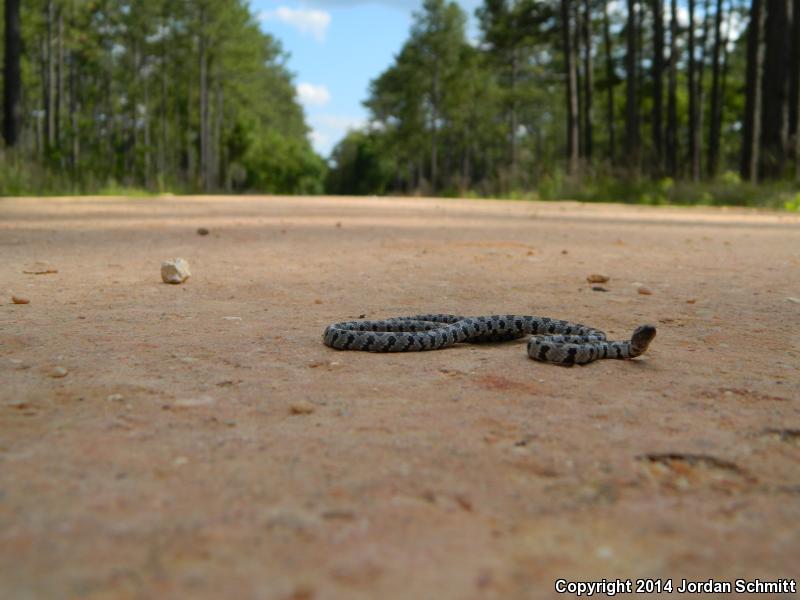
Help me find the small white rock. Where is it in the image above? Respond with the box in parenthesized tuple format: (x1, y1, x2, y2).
(107, 394, 124, 402)
(595, 546, 614, 559)
(174, 395, 215, 407)
(50, 366, 68, 378)
(290, 400, 316, 415)
(586, 274, 610, 284)
(161, 258, 191, 284)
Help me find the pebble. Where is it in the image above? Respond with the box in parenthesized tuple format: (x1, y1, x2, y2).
(290, 400, 315, 415)
(788, 297, 800, 304)
(587, 274, 610, 283)
(107, 394, 124, 402)
(596, 546, 614, 559)
(637, 286, 653, 295)
(22, 268, 58, 275)
(592, 286, 609, 292)
(196, 227, 210, 236)
(288, 586, 315, 600)
(161, 258, 191, 284)
(174, 396, 215, 407)
(50, 366, 68, 378)
(11, 295, 30, 304)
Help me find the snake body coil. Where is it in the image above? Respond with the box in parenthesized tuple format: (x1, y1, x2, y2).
(323, 314, 656, 365)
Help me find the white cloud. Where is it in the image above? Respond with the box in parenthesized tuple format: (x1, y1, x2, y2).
(306, 0, 481, 9)
(301, 0, 422, 8)
(310, 130, 329, 150)
(307, 114, 367, 155)
(296, 82, 332, 107)
(260, 6, 331, 42)
(314, 115, 366, 131)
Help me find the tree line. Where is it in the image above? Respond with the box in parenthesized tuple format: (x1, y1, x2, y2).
(3, 0, 800, 200)
(328, 0, 800, 198)
(1, 0, 324, 194)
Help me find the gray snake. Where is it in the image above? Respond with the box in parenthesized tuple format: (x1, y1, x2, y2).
(323, 314, 656, 365)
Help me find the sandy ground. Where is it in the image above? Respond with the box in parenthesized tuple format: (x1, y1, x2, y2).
(1, 195, 799, 600)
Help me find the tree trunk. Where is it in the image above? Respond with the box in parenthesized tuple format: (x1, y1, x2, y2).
(185, 92, 195, 185)
(760, 0, 793, 178)
(561, 0, 580, 176)
(695, 0, 712, 178)
(144, 75, 151, 189)
(789, 0, 800, 175)
(199, 8, 210, 192)
(39, 37, 47, 157)
(431, 60, 440, 192)
(44, 0, 55, 152)
(510, 48, 518, 184)
(687, 0, 699, 180)
(651, 0, 665, 172)
(718, 1, 734, 171)
(461, 125, 471, 192)
(3, 0, 22, 147)
(741, 0, 765, 181)
(707, 0, 725, 177)
(582, 0, 594, 161)
(160, 9, 169, 185)
(574, 0, 584, 158)
(67, 0, 78, 173)
(625, 0, 640, 174)
(128, 40, 138, 183)
(104, 46, 114, 172)
(602, 0, 616, 164)
(214, 67, 223, 190)
(69, 55, 79, 174)
(56, 6, 64, 150)
(666, 0, 679, 176)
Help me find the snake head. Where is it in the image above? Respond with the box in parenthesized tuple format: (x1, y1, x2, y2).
(630, 324, 657, 355)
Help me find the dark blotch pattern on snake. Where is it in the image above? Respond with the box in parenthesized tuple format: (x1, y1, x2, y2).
(323, 314, 656, 365)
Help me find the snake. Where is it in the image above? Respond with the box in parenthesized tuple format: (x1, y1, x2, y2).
(323, 314, 656, 365)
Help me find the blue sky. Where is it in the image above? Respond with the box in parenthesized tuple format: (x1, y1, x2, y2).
(252, 0, 482, 157)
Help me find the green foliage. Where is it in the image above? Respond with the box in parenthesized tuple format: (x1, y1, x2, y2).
(784, 194, 800, 212)
(0, 154, 71, 196)
(1, 0, 324, 196)
(241, 132, 326, 195)
(3, 0, 797, 207)
(326, 130, 396, 195)
(325, 0, 800, 208)
(539, 171, 799, 209)
(359, 0, 490, 194)
(96, 183, 158, 197)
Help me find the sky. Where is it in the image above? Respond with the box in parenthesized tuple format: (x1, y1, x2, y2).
(252, 1, 483, 157)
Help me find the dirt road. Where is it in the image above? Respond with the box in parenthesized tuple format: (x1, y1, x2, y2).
(1, 195, 799, 599)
